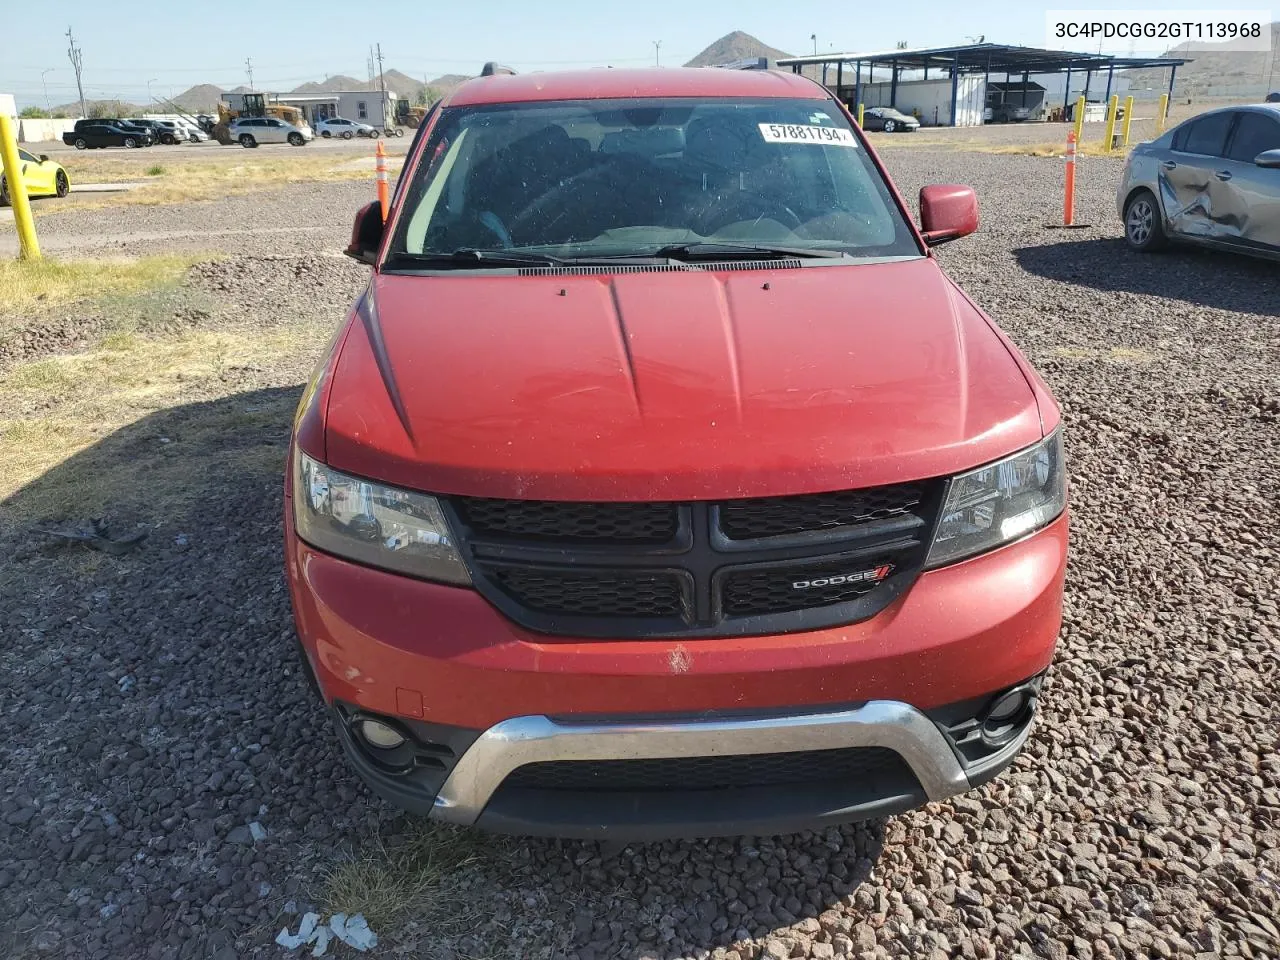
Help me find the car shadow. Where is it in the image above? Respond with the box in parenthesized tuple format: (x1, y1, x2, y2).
(1013, 237, 1280, 317)
(0, 383, 894, 959)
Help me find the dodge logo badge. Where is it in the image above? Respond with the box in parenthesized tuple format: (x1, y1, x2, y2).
(792, 564, 893, 590)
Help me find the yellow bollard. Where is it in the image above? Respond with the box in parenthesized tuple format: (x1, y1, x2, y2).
(856, 103, 865, 129)
(1072, 95, 1086, 143)
(0, 114, 40, 260)
(1121, 95, 1134, 148)
(1102, 94, 1119, 152)
(1156, 93, 1170, 135)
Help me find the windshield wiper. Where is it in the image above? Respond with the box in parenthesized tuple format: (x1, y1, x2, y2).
(648, 242, 848, 261)
(385, 248, 569, 269)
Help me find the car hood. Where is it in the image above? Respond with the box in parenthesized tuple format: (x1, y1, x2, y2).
(324, 257, 1043, 500)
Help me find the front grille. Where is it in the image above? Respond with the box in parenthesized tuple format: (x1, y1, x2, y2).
(454, 498, 678, 544)
(719, 484, 926, 540)
(503, 746, 909, 792)
(488, 568, 687, 618)
(446, 480, 941, 639)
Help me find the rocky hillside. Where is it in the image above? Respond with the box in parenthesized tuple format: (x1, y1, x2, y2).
(1123, 22, 1278, 96)
(684, 31, 793, 68)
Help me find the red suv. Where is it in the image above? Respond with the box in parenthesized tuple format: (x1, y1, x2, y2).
(286, 66, 1068, 839)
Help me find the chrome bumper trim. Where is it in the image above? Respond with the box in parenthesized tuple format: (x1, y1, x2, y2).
(431, 700, 976, 826)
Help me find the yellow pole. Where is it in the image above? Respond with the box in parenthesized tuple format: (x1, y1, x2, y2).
(856, 103, 865, 129)
(0, 114, 40, 260)
(1156, 93, 1170, 135)
(1072, 95, 1086, 143)
(1121, 95, 1134, 147)
(1102, 94, 1119, 152)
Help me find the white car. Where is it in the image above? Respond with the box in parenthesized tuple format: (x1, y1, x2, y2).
(228, 116, 314, 148)
(316, 116, 378, 139)
(155, 119, 208, 143)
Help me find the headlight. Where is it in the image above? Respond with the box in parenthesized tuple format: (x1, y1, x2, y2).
(292, 450, 471, 585)
(926, 430, 1066, 567)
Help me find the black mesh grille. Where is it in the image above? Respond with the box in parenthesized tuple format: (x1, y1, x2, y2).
(448, 480, 938, 638)
(722, 559, 894, 617)
(455, 498, 678, 544)
(487, 568, 686, 618)
(503, 746, 909, 792)
(719, 484, 926, 540)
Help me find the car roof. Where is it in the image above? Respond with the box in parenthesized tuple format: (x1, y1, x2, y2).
(445, 67, 825, 107)
(1181, 103, 1280, 122)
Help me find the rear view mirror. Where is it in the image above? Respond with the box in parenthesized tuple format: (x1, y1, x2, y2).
(345, 202, 385, 265)
(919, 184, 979, 246)
(38, 154, 49, 162)
(1255, 149, 1280, 169)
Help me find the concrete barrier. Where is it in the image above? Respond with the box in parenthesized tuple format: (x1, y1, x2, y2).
(18, 118, 78, 144)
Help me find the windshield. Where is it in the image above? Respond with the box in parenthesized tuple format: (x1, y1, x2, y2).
(390, 97, 920, 263)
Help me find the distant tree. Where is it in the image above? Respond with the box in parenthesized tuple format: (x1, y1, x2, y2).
(415, 86, 442, 106)
(88, 102, 113, 119)
(20, 106, 51, 118)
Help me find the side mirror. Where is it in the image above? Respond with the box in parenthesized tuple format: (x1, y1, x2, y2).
(38, 154, 50, 162)
(919, 184, 979, 246)
(345, 201, 385, 265)
(1255, 149, 1280, 169)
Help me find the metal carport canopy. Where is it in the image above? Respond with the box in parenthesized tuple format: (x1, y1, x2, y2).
(775, 42, 1188, 75)
(776, 43, 1188, 127)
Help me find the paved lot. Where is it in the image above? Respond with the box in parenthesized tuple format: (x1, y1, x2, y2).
(1, 134, 1278, 960)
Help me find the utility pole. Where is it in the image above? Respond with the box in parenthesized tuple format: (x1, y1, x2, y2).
(375, 43, 388, 127)
(653, 40, 661, 66)
(811, 34, 818, 55)
(368, 47, 375, 86)
(245, 57, 254, 91)
(66, 27, 86, 119)
(41, 69, 53, 115)
(147, 78, 157, 105)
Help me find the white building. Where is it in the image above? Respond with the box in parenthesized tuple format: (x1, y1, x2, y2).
(1, 94, 16, 120)
(275, 91, 400, 129)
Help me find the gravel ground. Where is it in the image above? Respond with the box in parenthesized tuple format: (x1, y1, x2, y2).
(2, 143, 1279, 960)
(0, 181, 376, 260)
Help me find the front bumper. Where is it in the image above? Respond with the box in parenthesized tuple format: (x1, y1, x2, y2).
(327, 681, 1041, 839)
(287, 508, 1066, 837)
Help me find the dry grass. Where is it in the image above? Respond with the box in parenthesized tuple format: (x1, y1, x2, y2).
(0, 255, 198, 313)
(322, 820, 506, 934)
(869, 133, 1135, 157)
(0, 323, 326, 520)
(46, 149, 406, 211)
(1049, 344, 1161, 363)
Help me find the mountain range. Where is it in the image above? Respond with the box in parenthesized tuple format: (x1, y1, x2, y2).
(159, 71, 474, 114)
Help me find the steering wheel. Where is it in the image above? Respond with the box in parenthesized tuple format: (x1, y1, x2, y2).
(508, 154, 659, 242)
(696, 192, 803, 234)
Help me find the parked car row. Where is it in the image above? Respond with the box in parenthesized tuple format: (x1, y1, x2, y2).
(61, 117, 207, 150)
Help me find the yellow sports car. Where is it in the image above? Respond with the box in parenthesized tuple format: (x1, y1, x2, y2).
(0, 149, 71, 205)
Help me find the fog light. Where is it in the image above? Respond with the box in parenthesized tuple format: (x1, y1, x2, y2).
(358, 718, 407, 750)
(987, 689, 1029, 724)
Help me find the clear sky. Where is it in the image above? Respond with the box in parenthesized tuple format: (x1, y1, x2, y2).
(3, 0, 1262, 108)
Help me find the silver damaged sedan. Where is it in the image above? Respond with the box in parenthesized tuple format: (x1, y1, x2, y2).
(1118, 103, 1280, 261)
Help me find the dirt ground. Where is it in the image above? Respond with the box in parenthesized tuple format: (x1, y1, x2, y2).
(1, 117, 1278, 960)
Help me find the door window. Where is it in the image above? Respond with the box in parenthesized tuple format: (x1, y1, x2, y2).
(18, 149, 37, 163)
(1225, 113, 1280, 162)
(1176, 112, 1233, 156)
